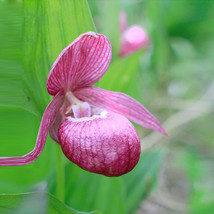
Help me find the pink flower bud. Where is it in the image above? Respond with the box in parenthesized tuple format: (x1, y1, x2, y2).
(119, 12, 150, 57)
(120, 25, 150, 57)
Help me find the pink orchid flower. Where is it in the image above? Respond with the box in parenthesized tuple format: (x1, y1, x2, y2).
(0, 32, 166, 177)
(120, 12, 150, 57)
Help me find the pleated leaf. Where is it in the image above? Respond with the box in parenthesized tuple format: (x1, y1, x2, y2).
(0, 0, 95, 116)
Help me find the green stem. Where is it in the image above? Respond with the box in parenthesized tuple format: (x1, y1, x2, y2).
(56, 144, 65, 202)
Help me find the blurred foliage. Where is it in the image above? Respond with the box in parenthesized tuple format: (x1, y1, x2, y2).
(1, 0, 214, 213)
(0, 191, 100, 214)
(47, 150, 165, 214)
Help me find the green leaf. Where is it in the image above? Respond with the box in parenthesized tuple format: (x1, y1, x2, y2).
(0, 192, 100, 214)
(63, 165, 126, 214)
(98, 50, 143, 93)
(48, 163, 126, 214)
(190, 190, 214, 214)
(98, 0, 120, 58)
(122, 150, 166, 213)
(145, 0, 172, 87)
(0, 0, 95, 116)
(176, 149, 214, 214)
(0, 1, 25, 110)
(0, 107, 56, 190)
(92, 177, 125, 214)
(48, 150, 165, 214)
(23, 0, 96, 116)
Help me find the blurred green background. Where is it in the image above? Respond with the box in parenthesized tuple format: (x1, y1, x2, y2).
(0, 0, 214, 213)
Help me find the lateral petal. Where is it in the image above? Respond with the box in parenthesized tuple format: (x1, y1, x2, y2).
(74, 87, 167, 135)
(0, 92, 64, 166)
(47, 32, 112, 96)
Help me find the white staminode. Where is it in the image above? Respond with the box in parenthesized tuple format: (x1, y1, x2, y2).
(67, 110, 108, 122)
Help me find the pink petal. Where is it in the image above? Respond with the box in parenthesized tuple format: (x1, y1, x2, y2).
(47, 32, 112, 96)
(120, 25, 150, 57)
(58, 111, 141, 177)
(119, 11, 127, 33)
(0, 92, 64, 166)
(74, 87, 167, 135)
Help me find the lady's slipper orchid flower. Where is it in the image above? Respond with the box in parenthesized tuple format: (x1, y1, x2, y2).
(0, 32, 167, 177)
(120, 11, 150, 57)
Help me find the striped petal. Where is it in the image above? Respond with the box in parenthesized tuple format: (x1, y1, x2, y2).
(58, 112, 141, 177)
(74, 86, 167, 135)
(47, 32, 112, 96)
(0, 92, 64, 166)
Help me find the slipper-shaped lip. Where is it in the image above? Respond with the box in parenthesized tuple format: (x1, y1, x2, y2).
(58, 111, 141, 177)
